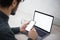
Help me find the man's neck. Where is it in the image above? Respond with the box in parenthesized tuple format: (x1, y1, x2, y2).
(0, 7, 11, 16)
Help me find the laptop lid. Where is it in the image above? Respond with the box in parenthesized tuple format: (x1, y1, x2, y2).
(33, 10, 54, 33)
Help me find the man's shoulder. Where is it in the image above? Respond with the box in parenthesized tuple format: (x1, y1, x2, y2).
(0, 18, 10, 32)
(0, 17, 4, 24)
(0, 17, 7, 29)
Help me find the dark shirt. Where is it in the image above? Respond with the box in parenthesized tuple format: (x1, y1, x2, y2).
(0, 11, 20, 40)
(0, 11, 32, 40)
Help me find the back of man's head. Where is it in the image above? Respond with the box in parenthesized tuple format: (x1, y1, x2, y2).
(0, 0, 24, 15)
(0, 0, 21, 8)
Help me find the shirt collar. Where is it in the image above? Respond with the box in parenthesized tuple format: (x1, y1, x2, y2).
(0, 11, 9, 22)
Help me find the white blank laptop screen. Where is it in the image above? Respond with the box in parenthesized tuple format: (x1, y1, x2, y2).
(34, 12, 53, 32)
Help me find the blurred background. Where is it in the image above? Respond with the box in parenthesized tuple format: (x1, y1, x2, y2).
(9, 0, 60, 27)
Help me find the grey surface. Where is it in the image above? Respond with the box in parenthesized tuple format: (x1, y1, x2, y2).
(43, 25, 60, 40)
(15, 25, 60, 40)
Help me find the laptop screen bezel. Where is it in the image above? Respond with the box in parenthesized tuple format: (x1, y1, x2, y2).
(33, 10, 54, 33)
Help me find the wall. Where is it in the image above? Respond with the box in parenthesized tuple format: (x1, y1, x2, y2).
(9, 0, 60, 27)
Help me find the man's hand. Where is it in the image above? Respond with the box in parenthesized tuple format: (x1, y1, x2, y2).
(28, 28, 38, 40)
(20, 22, 29, 32)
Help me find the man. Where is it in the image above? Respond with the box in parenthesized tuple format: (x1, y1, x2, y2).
(0, 0, 37, 40)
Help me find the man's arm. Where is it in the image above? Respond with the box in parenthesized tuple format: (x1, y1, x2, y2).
(11, 27, 20, 34)
(11, 27, 28, 35)
(11, 22, 29, 34)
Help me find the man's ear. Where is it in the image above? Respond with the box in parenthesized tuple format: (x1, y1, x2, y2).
(12, 0, 17, 8)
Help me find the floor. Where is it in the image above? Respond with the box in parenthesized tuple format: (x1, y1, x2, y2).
(15, 25, 60, 40)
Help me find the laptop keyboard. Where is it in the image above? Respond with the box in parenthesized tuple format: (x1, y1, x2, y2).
(35, 27, 48, 37)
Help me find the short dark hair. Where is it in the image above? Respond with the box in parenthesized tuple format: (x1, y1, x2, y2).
(0, 0, 21, 8)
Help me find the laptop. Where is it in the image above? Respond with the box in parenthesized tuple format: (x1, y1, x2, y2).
(33, 10, 54, 39)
